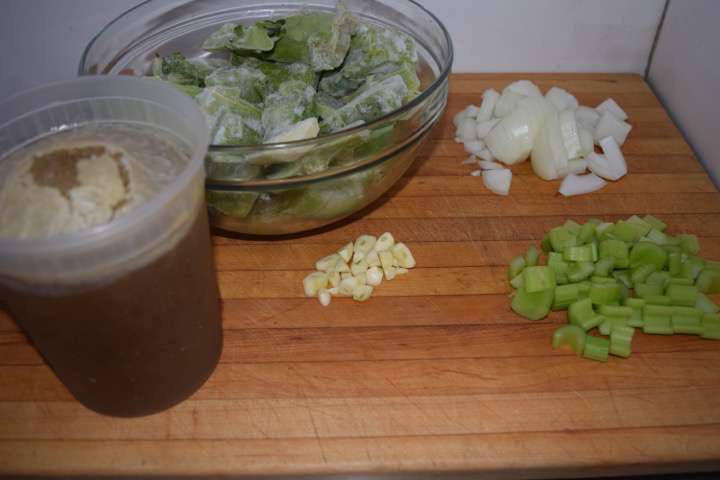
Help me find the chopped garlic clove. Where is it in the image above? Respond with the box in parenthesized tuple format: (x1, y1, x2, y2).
(318, 289, 331, 306)
(315, 253, 342, 272)
(365, 249, 381, 267)
(354, 271, 367, 285)
(354, 235, 377, 255)
(462, 155, 478, 165)
(366, 266, 383, 286)
(340, 272, 352, 280)
(303, 272, 328, 297)
(339, 276, 359, 296)
(353, 284, 373, 302)
(351, 257, 368, 276)
(375, 232, 395, 252)
(338, 242, 354, 262)
(328, 271, 341, 288)
(379, 250, 397, 280)
(333, 258, 350, 273)
(392, 242, 416, 269)
(396, 267, 409, 275)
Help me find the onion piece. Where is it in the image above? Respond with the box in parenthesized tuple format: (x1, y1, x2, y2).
(456, 116, 478, 143)
(579, 128, 594, 156)
(558, 173, 607, 197)
(530, 111, 567, 180)
(599, 136, 628, 180)
(462, 155, 478, 165)
(483, 169, 512, 196)
(478, 160, 505, 170)
(558, 159, 588, 177)
(575, 105, 601, 130)
(476, 118, 500, 139)
(452, 109, 467, 129)
(470, 169, 482, 177)
(477, 148, 494, 162)
(486, 96, 555, 165)
(494, 91, 523, 118)
(546, 87, 578, 111)
(596, 98, 628, 121)
(463, 139, 486, 155)
(586, 152, 614, 180)
(593, 111, 632, 146)
(559, 109, 582, 160)
(504, 80, 542, 98)
(477, 89, 500, 122)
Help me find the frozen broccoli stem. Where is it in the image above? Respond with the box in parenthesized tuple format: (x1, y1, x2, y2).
(204, 66, 269, 104)
(268, 7, 355, 71)
(232, 57, 317, 91)
(197, 86, 264, 144)
(152, 53, 211, 86)
(205, 153, 262, 180)
(262, 80, 316, 140)
(203, 20, 283, 52)
(319, 22, 418, 98)
(321, 74, 407, 132)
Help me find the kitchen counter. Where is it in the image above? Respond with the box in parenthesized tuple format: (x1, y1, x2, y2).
(1, 74, 720, 478)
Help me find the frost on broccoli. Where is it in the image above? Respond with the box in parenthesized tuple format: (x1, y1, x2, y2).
(151, 53, 211, 86)
(261, 80, 317, 141)
(203, 20, 284, 52)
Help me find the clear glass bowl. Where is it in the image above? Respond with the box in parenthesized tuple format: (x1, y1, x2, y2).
(80, 0, 452, 235)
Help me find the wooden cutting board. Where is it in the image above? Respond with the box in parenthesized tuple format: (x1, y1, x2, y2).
(2, 74, 720, 478)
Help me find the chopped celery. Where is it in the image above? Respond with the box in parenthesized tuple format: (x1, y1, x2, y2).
(668, 251, 683, 276)
(612, 220, 643, 243)
(631, 264, 656, 285)
(609, 325, 635, 358)
(508, 255, 526, 280)
(695, 292, 719, 314)
(645, 295, 672, 306)
(594, 257, 615, 277)
(578, 222, 597, 244)
(643, 214, 667, 231)
(511, 287, 554, 321)
(668, 277, 693, 286)
(680, 256, 705, 280)
(563, 220, 582, 235)
(525, 245, 540, 267)
(643, 315, 673, 335)
(595, 222, 615, 240)
(635, 283, 663, 298)
(553, 284, 580, 310)
(629, 242, 667, 271)
(509, 273, 524, 289)
(591, 276, 616, 284)
(599, 316, 627, 336)
(672, 306, 703, 335)
(589, 282, 621, 305)
(541, 234, 552, 253)
(666, 284, 699, 307)
(624, 297, 646, 309)
(628, 307, 644, 327)
(695, 269, 720, 294)
(576, 281, 591, 298)
(583, 335, 610, 362)
(564, 244, 595, 263)
(549, 226, 577, 253)
(662, 244, 682, 254)
(523, 266, 556, 293)
(599, 305, 633, 318)
(569, 298, 602, 331)
(626, 215, 652, 237)
(678, 234, 700, 255)
(568, 261, 595, 282)
(645, 228, 669, 245)
(612, 270, 633, 289)
(701, 313, 720, 340)
(552, 325, 586, 356)
(600, 239, 630, 269)
(646, 271, 670, 287)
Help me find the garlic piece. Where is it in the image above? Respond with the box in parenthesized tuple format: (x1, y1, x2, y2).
(354, 235, 377, 256)
(303, 272, 328, 297)
(316, 253, 343, 272)
(366, 266, 383, 286)
(379, 250, 397, 280)
(375, 232, 395, 252)
(352, 284, 373, 302)
(338, 242, 354, 262)
(392, 242, 416, 269)
(318, 289, 331, 306)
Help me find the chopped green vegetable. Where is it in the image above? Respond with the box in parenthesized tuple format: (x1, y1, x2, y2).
(696, 268, 720, 294)
(511, 287, 553, 321)
(548, 226, 577, 253)
(666, 284, 699, 307)
(508, 255, 526, 280)
(609, 325, 635, 358)
(671, 306, 703, 335)
(525, 245, 540, 267)
(583, 335, 610, 362)
(645, 295, 672, 306)
(600, 239, 629, 268)
(578, 222, 597, 244)
(523, 266, 556, 293)
(568, 261, 595, 282)
(552, 325, 587, 356)
(643, 214, 667, 231)
(152, 52, 211, 86)
(569, 298, 602, 331)
(635, 283, 663, 298)
(629, 241, 667, 271)
(695, 292, 719, 314)
(553, 284, 580, 310)
(589, 282, 621, 306)
(631, 264, 656, 285)
(594, 257, 615, 277)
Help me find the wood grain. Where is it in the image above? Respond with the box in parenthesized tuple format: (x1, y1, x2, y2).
(2, 74, 720, 478)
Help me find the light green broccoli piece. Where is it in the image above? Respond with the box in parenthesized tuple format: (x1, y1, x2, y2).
(151, 52, 211, 86)
(230, 56, 318, 92)
(204, 66, 268, 104)
(203, 20, 283, 52)
(261, 80, 316, 140)
(197, 86, 264, 144)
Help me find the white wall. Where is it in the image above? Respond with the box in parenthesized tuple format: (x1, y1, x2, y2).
(0, 0, 665, 99)
(647, 0, 720, 187)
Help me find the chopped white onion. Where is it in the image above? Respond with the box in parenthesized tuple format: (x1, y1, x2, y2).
(462, 155, 478, 165)
(483, 169, 512, 196)
(476, 118, 500, 139)
(494, 91, 523, 118)
(486, 96, 554, 165)
(599, 136, 628, 180)
(477, 148, 495, 162)
(596, 98, 628, 121)
(477, 89, 500, 122)
(470, 169, 482, 177)
(463, 139, 486, 155)
(579, 128, 594, 156)
(478, 160, 505, 170)
(546, 87, 578, 111)
(559, 109, 582, 160)
(575, 105, 601, 130)
(530, 111, 567, 180)
(457, 116, 478, 143)
(586, 152, 614, 180)
(558, 173, 607, 197)
(559, 158, 589, 177)
(504, 80, 543, 98)
(593, 111, 632, 146)
(452, 109, 468, 129)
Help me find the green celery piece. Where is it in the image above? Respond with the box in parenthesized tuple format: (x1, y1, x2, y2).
(563, 244, 594, 262)
(583, 335, 610, 362)
(314, 91, 344, 124)
(678, 234, 700, 255)
(321, 74, 408, 132)
(673, 306, 702, 318)
(576, 281, 591, 298)
(703, 313, 720, 339)
(269, 8, 355, 71)
(523, 266, 556, 293)
(600, 239, 629, 269)
(152, 52, 211, 86)
(695, 268, 720, 294)
(261, 80, 317, 140)
(696, 292, 719, 314)
(594, 257, 615, 277)
(645, 304, 675, 316)
(644, 228, 670, 245)
(578, 222, 597, 244)
(628, 307, 644, 327)
(525, 245, 540, 267)
(612, 270, 633, 289)
(635, 283, 664, 298)
(205, 66, 268, 104)
(587, 218, 603, 225)
(595, 222, 615, 240)
(629, 241, 667, 271)
(589, 282, 621, 306)
(569, 298, 602, 331)
(599, 316, 627, 336)
(705, 313, 720, 323)
(643, 214, 667, 232)
(666, 284, 699, 306)
(548, 226, 577, 253)
(668, 252, 682, 276)
(643, 314, 673, 335)
(541, 234, 552, 254)
(645, 295, 672, 306)
(599, 305, 633, 318)
(553, 284, 580, 310)
(631, 264, 656, 285)
(612, 220, 643, 243)
(662, 244, 682, 254)
(646, 271, 671, 287)
(568, 261, 594, 282)
(564, 220, 582, 235)
(591, 276, 616, 284)
(624, 297, 646, 309)
(552, 325, 586, 356)
(669, 277, 694, 286)
(672, 307, 703, 334)
(508, 255, 526, 281)
(625, 215, 653, 237)
(511, 287, 554, 321)
(680, 256, 705, 280)
(609, 325, 635, 358)
(509, 273, 524, 290)
(207, 190, 259, 218)
(618, 282, 630, 303)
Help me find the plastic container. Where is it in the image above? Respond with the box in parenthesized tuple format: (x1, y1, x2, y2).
(0, 76, 222, 417)
(79, 0, 453, 235)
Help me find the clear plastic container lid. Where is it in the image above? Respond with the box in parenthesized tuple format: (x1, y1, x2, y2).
(0, 76, 210, 293)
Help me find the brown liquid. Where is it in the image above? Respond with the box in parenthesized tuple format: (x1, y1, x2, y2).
(0, 208, 222, 417)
